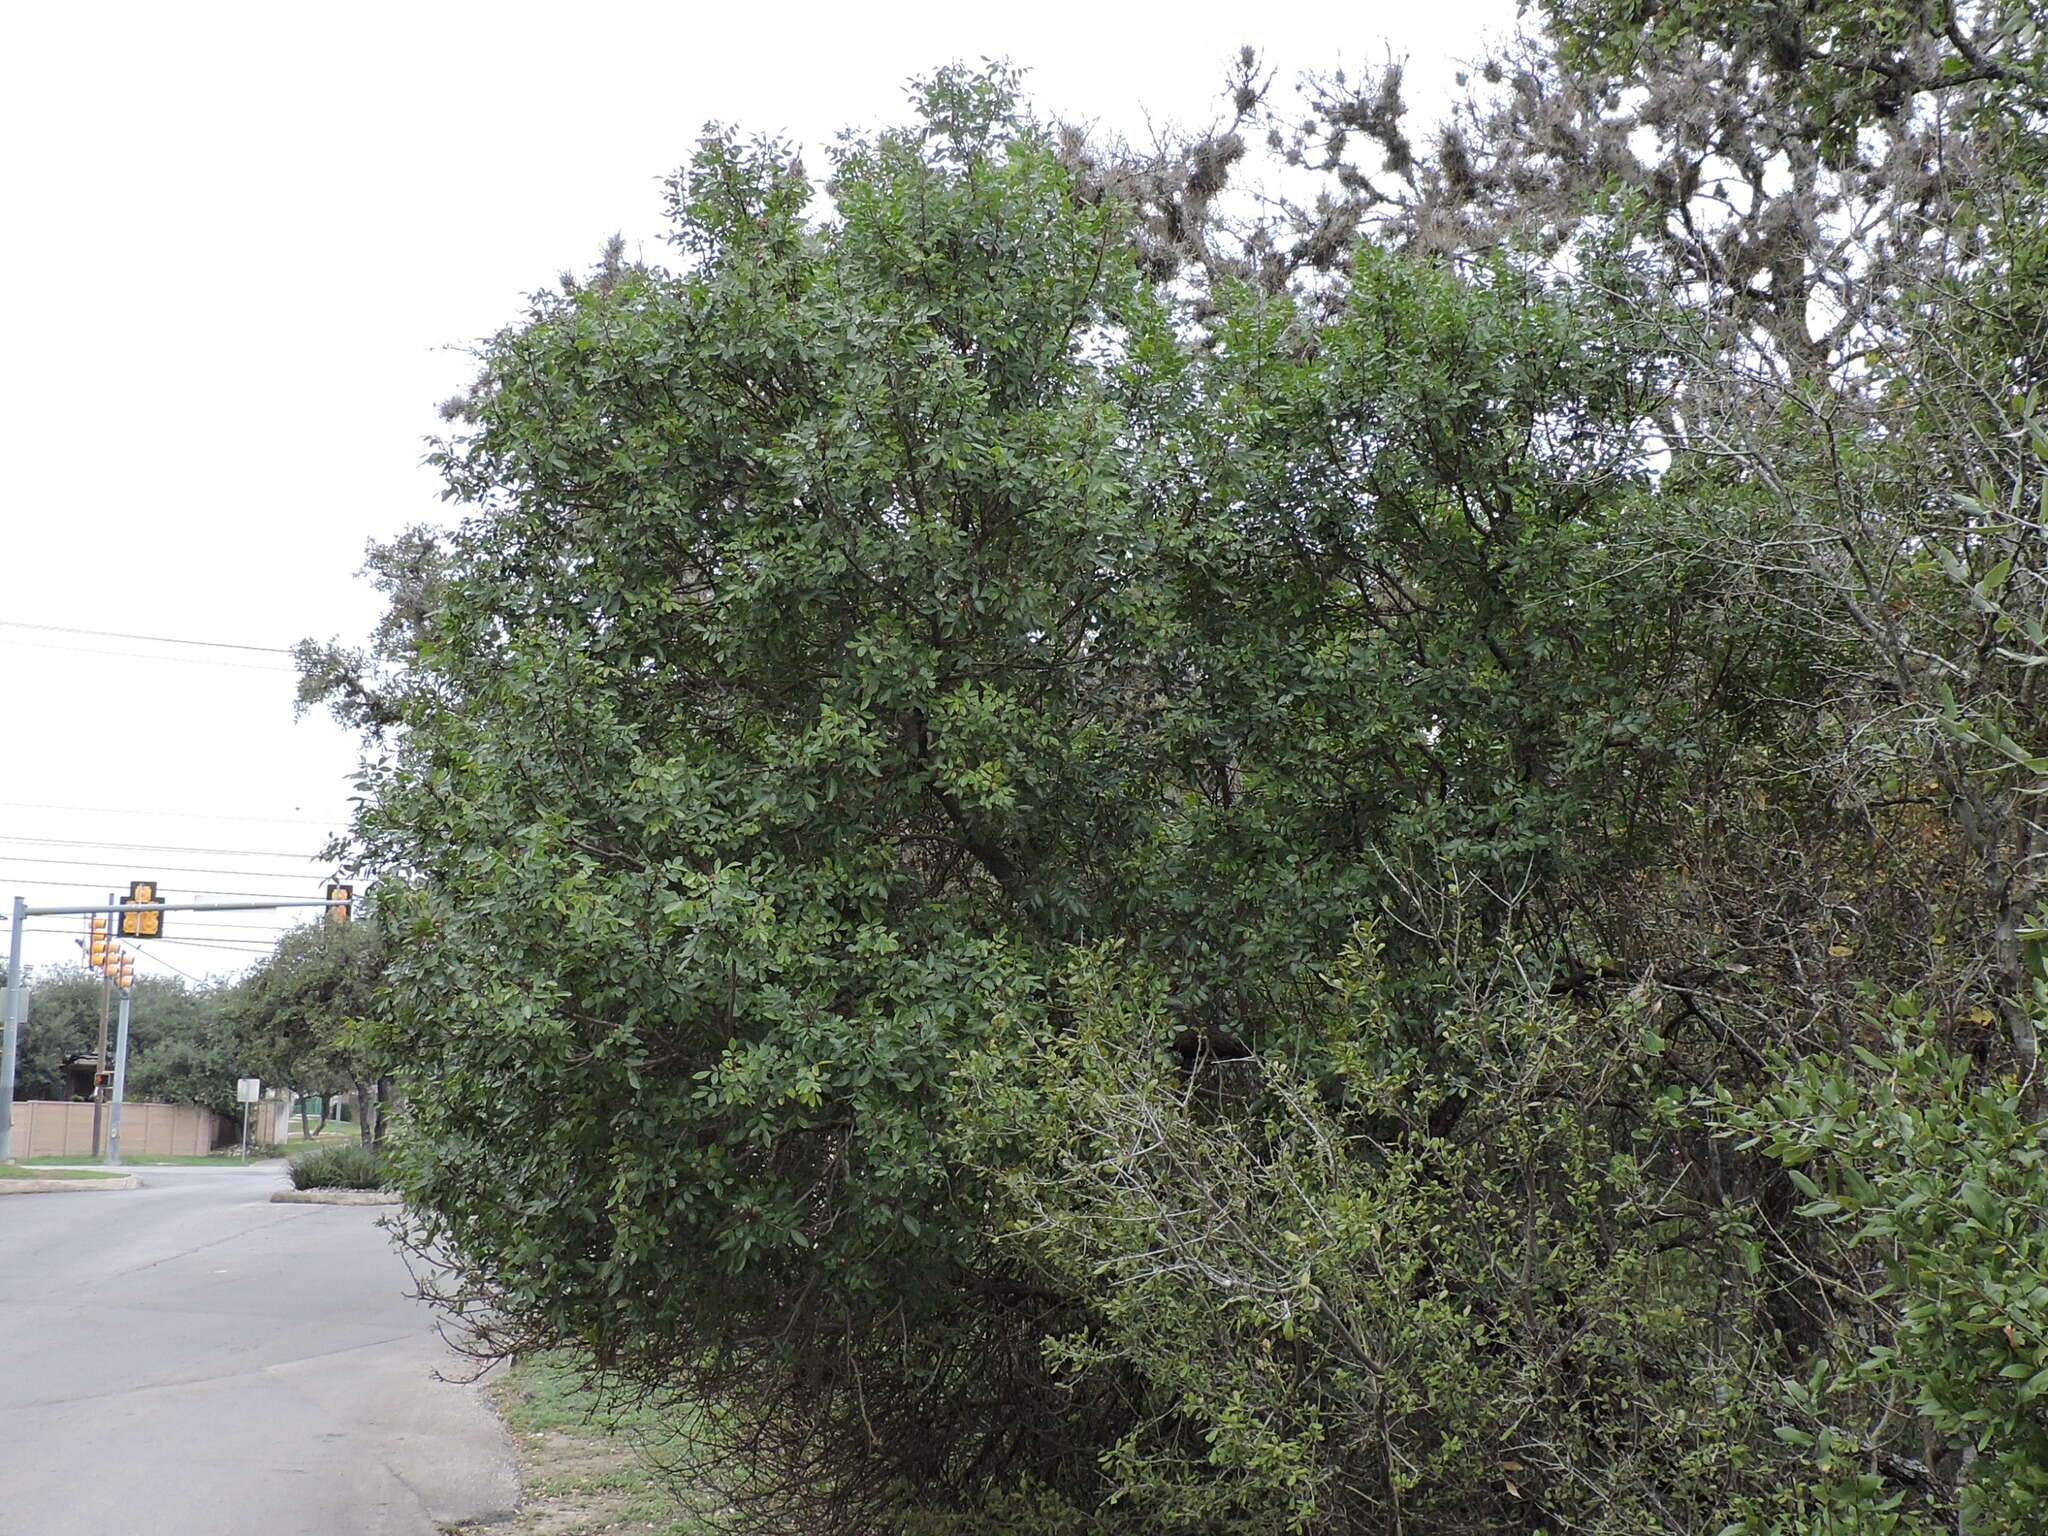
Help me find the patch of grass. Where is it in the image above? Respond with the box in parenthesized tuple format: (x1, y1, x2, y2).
(285, 1122, 362, 1144)
(0, 1163, 127, 1181)
(472, 1353, 721, 1535)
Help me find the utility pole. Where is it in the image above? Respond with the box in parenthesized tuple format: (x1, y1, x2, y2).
(0, 896, 24, 1161)
(105, 955, 135, 1166)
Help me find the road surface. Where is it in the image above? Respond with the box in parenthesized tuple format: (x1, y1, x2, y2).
(0, 1162, 518, 1535)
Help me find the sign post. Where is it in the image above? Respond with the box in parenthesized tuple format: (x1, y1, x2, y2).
(237, 1077, 261, 1161)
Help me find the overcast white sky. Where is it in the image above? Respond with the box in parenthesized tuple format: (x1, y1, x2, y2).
(2, 0, 1513, 985)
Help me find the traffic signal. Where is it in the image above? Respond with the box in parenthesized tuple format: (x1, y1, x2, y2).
(325, 884, 354, 924)
(88, 917, 109, 969)
(118, 954, 135, 989)
(121, 879, 164, 938)
(94, 1071, 111, 1091)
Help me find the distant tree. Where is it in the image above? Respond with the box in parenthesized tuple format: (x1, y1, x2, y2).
(11, 968, 228, 1107)
(11, 969, 102, 1100)
(220, 921, 390, 1142)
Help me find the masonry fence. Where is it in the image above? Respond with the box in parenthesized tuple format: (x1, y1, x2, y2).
(8, 1099, 285, 1159)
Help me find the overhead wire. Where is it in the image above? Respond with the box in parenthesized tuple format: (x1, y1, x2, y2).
(6, 915, 301, 943)
(0, 634, 298, 674)
(1, 875, 354, 902)
(21, 915, 310, 935)
(0, 618, 295, 654)
(132, 947, 208, 984)
(0, 800, 339, 827)
(21, 924, 280, 952)
(137, 936, 281, 952)
(0, 854, 339, 881)
(0, 833, 328, 859)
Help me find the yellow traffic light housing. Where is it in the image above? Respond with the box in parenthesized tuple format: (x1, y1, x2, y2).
(326, 884, 354, 924)
(121, 879, 164, 938)
(88, 917, 109, 969)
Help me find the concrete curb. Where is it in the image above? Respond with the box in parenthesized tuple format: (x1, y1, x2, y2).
(0, 1174, 142, 1195)
(270, 1187, 403, 1205)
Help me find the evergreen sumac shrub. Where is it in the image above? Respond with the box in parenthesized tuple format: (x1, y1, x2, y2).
(289, 1142, 388, 1191)
(314, 57, 2048, 1536)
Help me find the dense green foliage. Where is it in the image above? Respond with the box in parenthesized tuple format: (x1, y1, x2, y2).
(11, 968, 235, 1113)
(311, 19, 2048, 1532)
(220, 919, 391, 1139)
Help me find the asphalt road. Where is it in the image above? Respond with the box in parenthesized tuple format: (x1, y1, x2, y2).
(0, 1163, 518, 1536)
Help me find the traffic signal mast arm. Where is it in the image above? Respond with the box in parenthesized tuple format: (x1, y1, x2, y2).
(26, 898, 354, 918)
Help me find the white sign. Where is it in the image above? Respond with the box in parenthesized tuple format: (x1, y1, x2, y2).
(236, 1077, 262, 1103)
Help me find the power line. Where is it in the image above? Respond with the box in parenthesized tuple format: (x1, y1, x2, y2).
(133, 947, 208, 984)
(8, 915, 300, 943)
(0, 800, 338, 828)
(23, 913, 313, 934)
(0, 854, 338, 881)
(117, 933, 299, 950)
(143, 936, 280, 952)
(3, 875, 344, 901)
(0, 834, 326, 860)
(26, 930, 283, 950)
(155, 933, 301, 946)
(0, 856, 337, 876)
(0, 619, 295, 655)
(0, 635, 298, 674)
(22, 925, 279, 951)
(21, 909, 307, 935)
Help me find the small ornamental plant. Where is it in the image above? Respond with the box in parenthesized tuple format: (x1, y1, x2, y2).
(288, 1142, 388, 1191)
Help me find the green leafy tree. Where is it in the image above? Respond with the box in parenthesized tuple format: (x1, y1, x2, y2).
(306, 32, 2048, 1532)
(306, 64, 1842, 1529)
(329, 74, 1170, 1522)
(12, 967, 229, 1109)
(11, 968, 103, 1100)
(220, 920, 390, 1141)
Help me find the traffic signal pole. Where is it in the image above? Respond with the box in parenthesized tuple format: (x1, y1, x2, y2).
(0, 896, 349, 1163)
(91, 897, 114, 1156)
(91, 967, 112, 1153)
(106, 981, 134, 1167)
